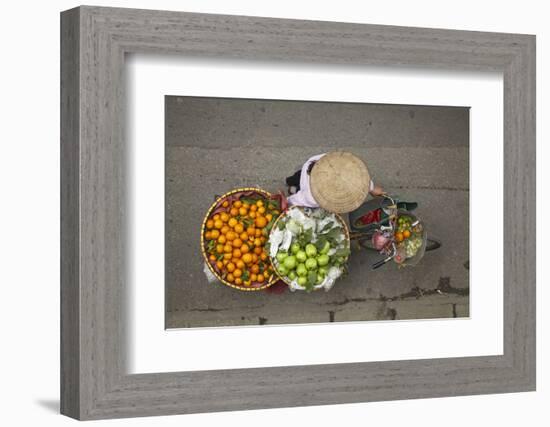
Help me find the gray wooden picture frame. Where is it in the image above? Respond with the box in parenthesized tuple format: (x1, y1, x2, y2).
(60, 5, 536, 420)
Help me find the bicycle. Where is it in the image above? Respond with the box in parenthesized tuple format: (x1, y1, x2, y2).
(347, 194, 442, 270)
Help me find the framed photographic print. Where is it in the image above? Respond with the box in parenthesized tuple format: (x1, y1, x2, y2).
(61, 6, 535, 420)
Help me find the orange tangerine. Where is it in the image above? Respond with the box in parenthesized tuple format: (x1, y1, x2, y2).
(255, 216, 267, 228)
(232, 249, 242, 259)
(234, 223, 244, 234)
(234, 269, 242, 278)
(258, 206, 266, 214)
(221, 225, 230, 235)
(233, 200, 242, 208)
(236, 260, 245, 269)
(222, 200, 229, 208)
(223, 253, 232, 260)
(255, 229, 262, 237)
(257, 274, 265, 283)
(216, 244, 224, 254)
(226, 231, 236, 241)
(209, 254, 216, 262)
(253, 238, 262, 247)
(249, 211, 257, 219)
(254, 247, 262, 255)
(260, 253, 267, 261)
(206, 219, 214, 229)
(242, 253, 253, 264)
(226, 273, 235, 283)
(223, 244, 233, 253)
(230, 208, 239, 216)
(210, 229, 220, 239)
(216, 261, 223, 270)
(217, 235, 227, 244)
(232, 238, 243, 248)
(250, 204, 258, 212)
(214, 219, 223, 229)
(265, 213, 273, 222)
(239, 232, 248, 241)
(241, 244, 250, 254)
(227, 262, 236, 273)
(256, 200, 264, 207)
(228, 218, 238, 227)
(252, 253, 259, 263)
(234, 278, 243, 286)
(246, 226, 256, 235)
(220, 212, 229, 222)
(250, 273, 258, 282)
(204, 231, 212, 240)
(251, 264, 260, 274)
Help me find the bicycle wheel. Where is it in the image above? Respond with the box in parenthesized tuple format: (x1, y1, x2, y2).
(358, 237, 375, 250)
(350, 230, 377, 250)
(425, 237, 442, 252)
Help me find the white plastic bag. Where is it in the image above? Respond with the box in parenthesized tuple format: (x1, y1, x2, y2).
(203, 262, 218, 283)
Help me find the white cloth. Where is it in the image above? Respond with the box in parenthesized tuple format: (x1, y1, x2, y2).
(287, 153, 374, 208)
(287, 153, 326, 208)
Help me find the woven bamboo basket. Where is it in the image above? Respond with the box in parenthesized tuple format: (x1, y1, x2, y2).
(201, 187, 278, 291)
(269, 206, 350, 287)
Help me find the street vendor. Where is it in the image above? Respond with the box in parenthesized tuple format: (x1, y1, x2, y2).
(286, 151, 384, 214)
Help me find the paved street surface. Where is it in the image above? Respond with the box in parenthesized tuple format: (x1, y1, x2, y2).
(165, 96, 469, 328)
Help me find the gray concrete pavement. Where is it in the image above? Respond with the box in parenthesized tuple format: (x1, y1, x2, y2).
(165, 96, 469, 328)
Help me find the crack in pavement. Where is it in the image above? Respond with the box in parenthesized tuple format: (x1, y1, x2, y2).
(388, 277, 469, 300)
(389, 184, 469, 192)
(437, 277, 469, 296)
(323, 277, 468, 307)
(172, 277, 468, 315)
(325, 297, 369, 306)
(183, 304, 266, 313)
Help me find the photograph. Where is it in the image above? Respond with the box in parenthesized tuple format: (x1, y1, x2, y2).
(165, 95, 470, 328)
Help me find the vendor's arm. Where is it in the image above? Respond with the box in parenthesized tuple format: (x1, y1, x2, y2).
(369, 182, 385, 197)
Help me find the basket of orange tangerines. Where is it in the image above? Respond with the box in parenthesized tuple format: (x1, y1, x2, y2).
(201, 187, 286, 291)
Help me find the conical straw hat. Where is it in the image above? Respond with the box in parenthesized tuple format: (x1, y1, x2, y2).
(310, 151, 370, 213)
